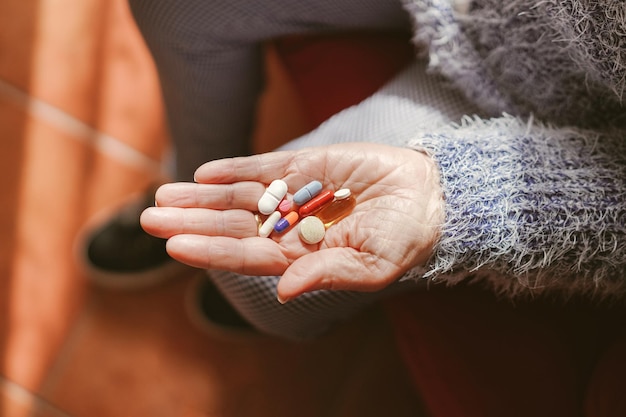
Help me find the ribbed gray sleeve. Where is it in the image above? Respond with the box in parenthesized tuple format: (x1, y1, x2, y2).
(408, 114, 626, 299)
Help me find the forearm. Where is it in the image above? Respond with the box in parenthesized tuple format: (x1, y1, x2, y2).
(409, 114, 626, 298)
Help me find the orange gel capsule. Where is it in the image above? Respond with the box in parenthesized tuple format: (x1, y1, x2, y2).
(254, 214, 263, 232)
(298, 189, 334, 217)
(317, 189, 356, 227)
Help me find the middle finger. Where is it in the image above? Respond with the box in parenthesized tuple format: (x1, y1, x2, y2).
(141, 207, 258, 239)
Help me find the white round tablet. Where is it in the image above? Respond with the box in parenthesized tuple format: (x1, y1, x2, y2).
(298, 216, 325, 244)
(334, 188, 351, 200)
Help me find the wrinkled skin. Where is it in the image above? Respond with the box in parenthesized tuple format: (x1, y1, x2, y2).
(141, 142, 443, 303)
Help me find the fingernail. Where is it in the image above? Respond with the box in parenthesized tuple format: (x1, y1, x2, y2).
(277, 294, 290, 304)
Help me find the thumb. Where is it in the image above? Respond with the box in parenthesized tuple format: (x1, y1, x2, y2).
(276, 247, 389, 303)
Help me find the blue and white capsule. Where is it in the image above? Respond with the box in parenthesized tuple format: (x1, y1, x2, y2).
(293, 180, 323, 206)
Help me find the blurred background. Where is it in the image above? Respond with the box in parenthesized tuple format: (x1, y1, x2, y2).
(0, 0, 422, 416)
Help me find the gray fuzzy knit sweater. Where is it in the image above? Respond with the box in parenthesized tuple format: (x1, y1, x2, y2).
(401, 0, 626, 299)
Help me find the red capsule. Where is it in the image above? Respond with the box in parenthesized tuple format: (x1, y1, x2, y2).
(298, 189, 334, 217)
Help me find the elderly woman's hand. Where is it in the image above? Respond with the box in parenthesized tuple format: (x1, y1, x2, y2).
(140, 142, 443, 303)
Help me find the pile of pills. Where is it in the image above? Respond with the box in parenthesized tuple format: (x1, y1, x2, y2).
(256, 180, 356, 244)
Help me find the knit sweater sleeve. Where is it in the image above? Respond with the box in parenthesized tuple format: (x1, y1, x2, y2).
(407, 114, 626, 299)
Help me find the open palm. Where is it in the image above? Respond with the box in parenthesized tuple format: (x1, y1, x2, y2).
(141, 142, 443, 303)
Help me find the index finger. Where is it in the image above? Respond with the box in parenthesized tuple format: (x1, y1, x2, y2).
(155, 182, 266, 211)
(194, 150, 297, 184)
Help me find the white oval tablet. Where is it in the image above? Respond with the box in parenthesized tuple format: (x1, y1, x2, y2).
(259, 211, 281, 238)
(298, 216, 325, 244)
(258, 180, 288, 215)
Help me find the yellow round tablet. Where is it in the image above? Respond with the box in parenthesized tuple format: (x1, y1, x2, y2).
(298, 216, 325, 244)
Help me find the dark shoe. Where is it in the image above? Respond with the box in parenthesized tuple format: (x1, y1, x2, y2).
(76, 186, 191, 289)
(185, 275, 257, 340)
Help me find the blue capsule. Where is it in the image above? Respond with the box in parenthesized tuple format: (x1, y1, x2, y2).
(293, 180, 323, 206)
